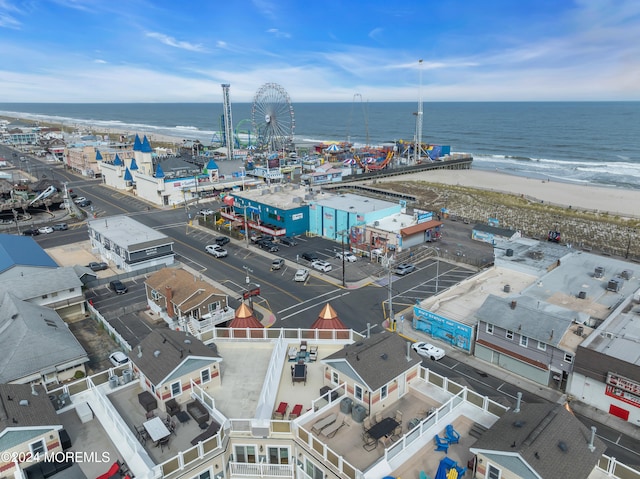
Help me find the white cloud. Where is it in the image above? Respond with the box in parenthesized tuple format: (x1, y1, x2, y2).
(266, 28, 290, 39)
(146, 32, 207, 52)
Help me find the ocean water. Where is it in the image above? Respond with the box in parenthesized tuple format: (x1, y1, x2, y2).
(1, 101, 639, 189)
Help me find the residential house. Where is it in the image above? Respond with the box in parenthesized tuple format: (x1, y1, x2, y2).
(145, 267, 233, 330)
(0, 384, 68, 478)
(322, 332, 422, 416)
(474, 294, 587, 388)
(0, 292, 89, 385)
(128, 329, 221, 407)
(0, 234, 58, 281)
(470, 402, 606, 479)
(0, 266, 87, 320)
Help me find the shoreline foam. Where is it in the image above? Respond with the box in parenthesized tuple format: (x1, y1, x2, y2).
(6, 113, 640, 219)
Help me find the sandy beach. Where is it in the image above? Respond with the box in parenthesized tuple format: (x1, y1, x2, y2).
(378, 169, 640, 219)
(8, 113, 639, 219)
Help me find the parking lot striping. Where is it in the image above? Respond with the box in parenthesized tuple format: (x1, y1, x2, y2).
(496, 383, 519, 400)
(278, 289, 342, 313)
(279, 291, 351, 321)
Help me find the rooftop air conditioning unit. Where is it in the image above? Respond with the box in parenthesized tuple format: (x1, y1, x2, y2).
(594, 266, 605, 278)
(578, 291, 587, 299)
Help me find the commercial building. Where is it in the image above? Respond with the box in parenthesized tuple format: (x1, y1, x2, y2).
(87, 215, 175, 272)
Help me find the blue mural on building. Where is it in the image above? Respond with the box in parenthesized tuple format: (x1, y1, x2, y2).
(413, 306, 473, 353)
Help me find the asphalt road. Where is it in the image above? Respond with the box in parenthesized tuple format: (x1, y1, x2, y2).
(9, 154, 638, 466)
(423, 356, 640, 467)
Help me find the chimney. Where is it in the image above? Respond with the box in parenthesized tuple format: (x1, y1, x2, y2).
(510, 300, 517, 310)
(588, 426, 597, 452)
(514, 392, 522, 413)
(406, 342, 412, 362)
(165, 286, 175, 318)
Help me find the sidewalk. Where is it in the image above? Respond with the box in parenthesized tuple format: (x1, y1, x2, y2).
(398, 323, 640, 441)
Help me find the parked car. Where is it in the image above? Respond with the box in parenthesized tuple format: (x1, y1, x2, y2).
(395, 263, 416, 275)
(205, 244, 228, 258)
(335, 251, 357, 262)
(52, 223, 68, 231)
(311, 260, 332, 273)
(214, 236, 230, 246)
(88, 261, 109, 271)
(280, 237, 298, 247)
(199, 208, 214, 216)
(109, 279, 128, 294)
(109, 351, 130, 367)
(301, 252, 319, 262)
(38, 226, 54, 234)
(260, 241, 279, 252)
(412, 342, 446, 361)
(77, 199, 92, 207)
(294, 269, 310, 282)
(73, 196, 87, 204)
(22, 228, 40, 236)
(271, 258, 285, 270)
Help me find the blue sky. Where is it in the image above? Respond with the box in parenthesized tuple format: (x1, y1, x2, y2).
(1, 0, 639, 102)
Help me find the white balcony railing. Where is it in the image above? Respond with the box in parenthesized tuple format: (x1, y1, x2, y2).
(229, 461, 294, 478)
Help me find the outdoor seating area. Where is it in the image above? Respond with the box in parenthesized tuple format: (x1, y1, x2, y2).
(109, 385, 223, 464)
(363, 414, 401, 451)
(287, 341, 318, 363)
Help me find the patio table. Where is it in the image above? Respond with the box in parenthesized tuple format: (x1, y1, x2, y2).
(144, 416, 170, 443)
(366, 417, 399, 440)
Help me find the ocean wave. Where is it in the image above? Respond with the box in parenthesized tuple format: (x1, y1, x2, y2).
(175, 125, 199, 131)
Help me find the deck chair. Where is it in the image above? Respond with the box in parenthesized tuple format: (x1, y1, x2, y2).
(445, 424, 460, 444)
(374, 411, 382, 424)
(158, 436, 170, 452)
(363, 417, 372, 430)
(391, 425, 403, 440)
(395, 410, 403, 424)
(434, 434, 449, 453)
(378, 435, 392, 448)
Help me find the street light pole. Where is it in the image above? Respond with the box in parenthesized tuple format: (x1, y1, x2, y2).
(341, 232, 346, 287)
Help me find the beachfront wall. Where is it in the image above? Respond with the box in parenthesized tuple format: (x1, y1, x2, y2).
(413, 307, 474, 353)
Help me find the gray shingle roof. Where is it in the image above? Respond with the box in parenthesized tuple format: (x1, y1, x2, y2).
(476, 295, 581, 347)
(129, 330, 219, 386)
(0, 266, 83, 300)
(470, 403, 606, 479)
(323, 332, 420, 391)
(0, 292, 89, 383)
(0, 384, 59, 433)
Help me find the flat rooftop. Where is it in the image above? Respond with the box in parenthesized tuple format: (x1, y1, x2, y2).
(88, 215, 171, 247)
(580, 302, 640, 365)
(418, 266, 539, 325)
(233, 184, 309, 210)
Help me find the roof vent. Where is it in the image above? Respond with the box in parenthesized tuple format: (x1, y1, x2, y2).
(153, 350, 161, 357)
(20, 399, 29, 406)
(557, 441, 568, 452)
(184, 339, 191, 344)
(380, 353, 388, 360)
(510, 300, 517, 310)
(513, 420, 525, 428)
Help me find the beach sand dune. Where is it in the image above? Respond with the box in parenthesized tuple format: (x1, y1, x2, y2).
(379, 169, 640, 219)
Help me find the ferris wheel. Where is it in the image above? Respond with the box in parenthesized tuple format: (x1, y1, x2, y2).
(251, 83, 295, 152)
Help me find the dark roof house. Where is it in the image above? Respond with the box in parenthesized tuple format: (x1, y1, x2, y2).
(323, 332, 421, 392)
(470, 403, 606, 479)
